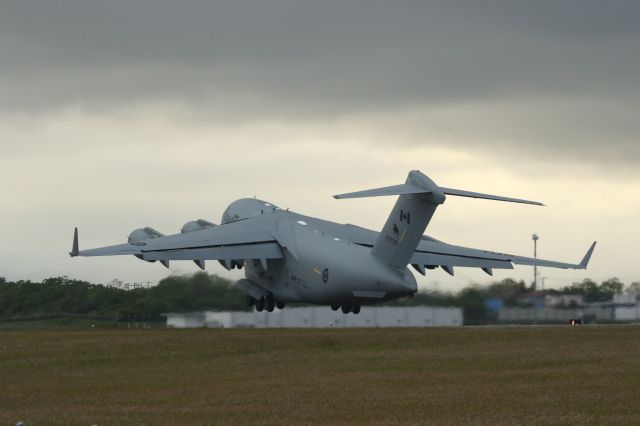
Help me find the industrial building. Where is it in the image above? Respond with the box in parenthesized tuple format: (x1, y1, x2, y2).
(166, 306, 463, 329)
(498, 292, 640, 323)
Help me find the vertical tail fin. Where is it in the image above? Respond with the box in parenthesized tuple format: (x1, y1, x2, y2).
(369, 172, 445, 270)
(336, 170, 445, 270)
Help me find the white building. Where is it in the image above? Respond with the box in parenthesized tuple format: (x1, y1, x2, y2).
(613, 293, 639, 305)
(614, 306, 640, 321)
(498, 307, 584, 322)
(545, 294, 584, 307)
(166, 306, 463, 329)
(165, 312, 207, 328)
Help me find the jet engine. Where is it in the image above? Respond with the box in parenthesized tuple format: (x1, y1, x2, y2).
(180, 219, 216, 233)
(128, 227, 164, 245)
(128, 227, 169, 268)
(180, 220, 216, 270)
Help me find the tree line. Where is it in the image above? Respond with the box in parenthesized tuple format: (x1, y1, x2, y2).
(0, 273, 249, 317)
(0, 274, 637, 320)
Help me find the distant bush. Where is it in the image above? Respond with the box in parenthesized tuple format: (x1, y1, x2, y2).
(0, 272, 249, 316)
(561, 278, 624, 303)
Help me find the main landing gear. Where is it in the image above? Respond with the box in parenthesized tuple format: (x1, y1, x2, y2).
(331, 304, 361, 314)
(249, 298, 361, 314)
(248, 294, 284, 312)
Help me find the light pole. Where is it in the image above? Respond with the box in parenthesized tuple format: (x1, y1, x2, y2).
(532, 234, 539, 291)
(532, 233, 540, 324)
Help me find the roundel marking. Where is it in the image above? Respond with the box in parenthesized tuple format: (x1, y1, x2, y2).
(322, 268, 329, 283)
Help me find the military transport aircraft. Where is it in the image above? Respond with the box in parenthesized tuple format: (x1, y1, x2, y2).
(70, 170, 596, 314)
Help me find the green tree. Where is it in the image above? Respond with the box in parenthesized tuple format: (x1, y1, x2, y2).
(600, 278, 624, 297)
(627, 282, 640, 294)
(562, 278, 624, 303)
(458, 286, 487, 325)
(485, 278, 528, 306)
(0, 273, 249, 316)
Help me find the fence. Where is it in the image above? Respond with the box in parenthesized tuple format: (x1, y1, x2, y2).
(0, 312, 166, 328)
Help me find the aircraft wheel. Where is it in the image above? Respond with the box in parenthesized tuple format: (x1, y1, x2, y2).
(247, 296, 255, 307)
(341, 305, 351, 314)
(276, 301, 285, 310)
(352, 305, 361, 314)
(255, 297, 265, 312)
(331, 304, 340, 311)
(266, 294, 275, 312)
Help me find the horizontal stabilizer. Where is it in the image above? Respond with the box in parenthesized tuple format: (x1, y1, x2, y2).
(440, 188, 543, 206)
(334, 183, 427, 199)
(334, 177, 543, 206)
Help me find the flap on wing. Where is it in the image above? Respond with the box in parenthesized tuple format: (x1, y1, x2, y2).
(79, 243, 142, 257)
(140, 242, 283, 262)
(410, 252, 514, 270)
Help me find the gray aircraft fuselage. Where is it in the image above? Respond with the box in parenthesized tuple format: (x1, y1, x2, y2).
(224, 198, 417, 306)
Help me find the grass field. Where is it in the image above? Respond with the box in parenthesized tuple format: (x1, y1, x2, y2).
(1, 326, 640, 425)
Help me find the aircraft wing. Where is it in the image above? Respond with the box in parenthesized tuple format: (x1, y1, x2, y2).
(70, 216, 284, 265)
(336, 223, 595, 276)
(408, 240, 596, 276)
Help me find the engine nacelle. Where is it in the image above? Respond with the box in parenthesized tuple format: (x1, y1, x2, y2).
(128, 227, 164, 246)
(181, 219, 216, 233)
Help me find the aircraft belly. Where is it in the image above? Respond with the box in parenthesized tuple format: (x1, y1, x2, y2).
(241, 217, 418, 306)
(287, 223, 404, 305)
(244, 259, 303, 303)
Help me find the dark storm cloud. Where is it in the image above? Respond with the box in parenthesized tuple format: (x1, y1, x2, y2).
(1, 0, 639, 161)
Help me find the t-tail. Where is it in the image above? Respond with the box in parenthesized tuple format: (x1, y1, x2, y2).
(334, 170, 543, 271)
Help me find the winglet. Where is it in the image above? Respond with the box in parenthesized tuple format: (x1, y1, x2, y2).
(579, 241, 597, 269)
(69, 227, 79, 257)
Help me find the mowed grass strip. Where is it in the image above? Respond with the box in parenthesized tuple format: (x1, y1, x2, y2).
(1, 326, 639, 425)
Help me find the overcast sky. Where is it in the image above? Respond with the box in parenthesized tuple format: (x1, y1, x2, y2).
(1, 0, 638, 290)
